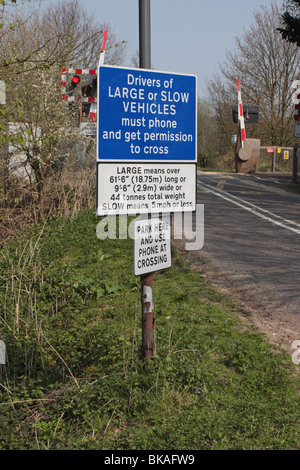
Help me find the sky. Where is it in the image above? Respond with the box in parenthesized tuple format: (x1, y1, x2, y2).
(75, 0, 277, 98)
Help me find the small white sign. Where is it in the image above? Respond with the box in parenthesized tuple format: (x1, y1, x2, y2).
(283, 150, 289, 160)
(0, 80, 5, 104)
(97, 163, 196, 215)
(295, 122, 300, 138)
(134, 216, 171, 275)
(0, 340, 6, 364)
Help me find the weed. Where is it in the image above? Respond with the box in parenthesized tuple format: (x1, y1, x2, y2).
(0, 208, 299, 450)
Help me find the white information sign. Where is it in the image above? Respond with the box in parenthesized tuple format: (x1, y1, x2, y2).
(295, 122, 300, 138)
(134, 216, 171, 275)
(0, 80, 5, 104)
(97, 163, 196, 215)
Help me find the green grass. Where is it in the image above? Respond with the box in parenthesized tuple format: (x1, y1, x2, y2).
(0, 208, 299, 450)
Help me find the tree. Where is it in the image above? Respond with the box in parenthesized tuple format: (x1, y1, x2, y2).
(206, 75, 237, 159)
(278, 0, 300, 47)
(207, 1, 300, 152)
(197, 98, 221, 168)
(0, 0, 65, 73)
(0, 0, 126, 73)
(0, 1, 126, 219)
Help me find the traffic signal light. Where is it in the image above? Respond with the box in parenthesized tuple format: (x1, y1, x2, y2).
(61, 68, 98, 122)
(80, 77, 97, 118)
(71, 75, 81, 87)
(65, 74, 82, 97)
(232, 105, 259, 124)
(61, 68, 97, 102)
(81, 77, 97, 100)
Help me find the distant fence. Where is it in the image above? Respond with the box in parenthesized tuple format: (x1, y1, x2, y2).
(255, 146, 300, 183)
(256, 147, 294, 173)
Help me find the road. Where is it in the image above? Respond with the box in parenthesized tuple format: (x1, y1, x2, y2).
(176, 172, 300, 351)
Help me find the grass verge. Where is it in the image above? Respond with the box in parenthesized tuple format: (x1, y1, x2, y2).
(0, 208, 299, 450)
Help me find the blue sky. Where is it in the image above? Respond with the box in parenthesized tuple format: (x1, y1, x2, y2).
(75, 0, 277, 97)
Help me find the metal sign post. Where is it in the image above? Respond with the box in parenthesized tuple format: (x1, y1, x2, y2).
(139, 0, 155, 360)
(139, 0, 151, 70)
(293, 145, 299, 184)
(292, 81, 300, 183)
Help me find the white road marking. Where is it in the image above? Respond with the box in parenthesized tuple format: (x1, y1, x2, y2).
(197, 180, 300, 235)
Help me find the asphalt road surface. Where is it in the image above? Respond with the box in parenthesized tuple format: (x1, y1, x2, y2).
(179, 172, 300, 350)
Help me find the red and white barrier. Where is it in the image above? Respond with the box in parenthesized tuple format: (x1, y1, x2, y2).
(90, 29, 108, 122)
(237, 79, 246, 147)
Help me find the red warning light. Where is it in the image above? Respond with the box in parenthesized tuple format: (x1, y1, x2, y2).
(72, 75, 80, 85)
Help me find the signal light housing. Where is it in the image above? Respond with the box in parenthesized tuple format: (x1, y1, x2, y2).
(61, 68, 97, 103)
(232, 105, 259, 124)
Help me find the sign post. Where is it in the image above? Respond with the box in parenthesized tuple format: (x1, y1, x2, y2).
(139, 0, 155, 360)
(293, 145, 299, 184)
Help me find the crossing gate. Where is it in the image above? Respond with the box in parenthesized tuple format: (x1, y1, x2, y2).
(235, 79, 260, 172)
